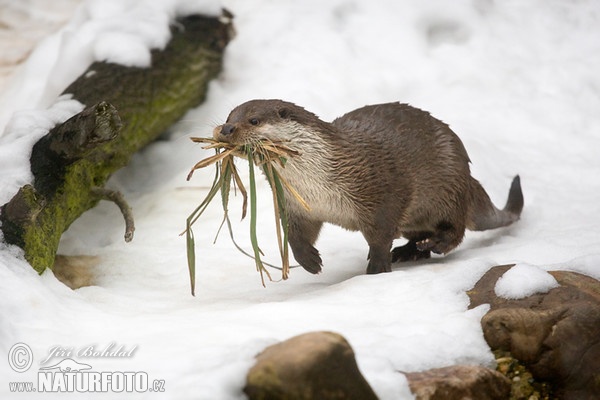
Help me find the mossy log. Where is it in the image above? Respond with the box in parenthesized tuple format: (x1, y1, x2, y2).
(0, 13, 233, 273)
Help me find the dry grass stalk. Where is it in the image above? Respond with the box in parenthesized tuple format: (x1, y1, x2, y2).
(183, 137, 308, 295)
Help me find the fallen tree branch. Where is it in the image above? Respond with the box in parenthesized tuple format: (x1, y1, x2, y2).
(0, 13, 233, 273)
(91, 186, 135, 243)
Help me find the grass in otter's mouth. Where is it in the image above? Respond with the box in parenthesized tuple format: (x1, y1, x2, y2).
(183, 137, 308, 296)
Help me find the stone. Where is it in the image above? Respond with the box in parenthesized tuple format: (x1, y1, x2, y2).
(403, 365, 511, 400)
(468, 265, 600, 399)
(244, 331, 378, 400)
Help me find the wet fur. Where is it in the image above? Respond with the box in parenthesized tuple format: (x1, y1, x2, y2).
(216, 100, 524, 274)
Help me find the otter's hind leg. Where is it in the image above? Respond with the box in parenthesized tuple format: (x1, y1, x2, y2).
(391, 231, 432, 262)
(391, 241, 431, 262)
(415, 221, 465, 255)
(392, 221, 466, 261)
(288, 214, 323, 274)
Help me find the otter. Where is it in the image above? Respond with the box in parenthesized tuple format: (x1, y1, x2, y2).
(214, 99, 523, 274)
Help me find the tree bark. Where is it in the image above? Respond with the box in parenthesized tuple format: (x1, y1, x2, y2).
(0, 13, 233, 273)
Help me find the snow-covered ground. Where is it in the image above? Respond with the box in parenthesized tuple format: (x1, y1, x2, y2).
(0, 0, 81, 92)
(1, 0, 600, 398)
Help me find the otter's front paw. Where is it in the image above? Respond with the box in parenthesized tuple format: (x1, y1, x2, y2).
(292, 244, 323, 274)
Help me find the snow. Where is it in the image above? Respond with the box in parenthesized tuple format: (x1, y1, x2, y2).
(494, 263, 560, 300)
(1, 0, 600, 399)
(0, 95, 84, 204)
(0, 0, 221, 135)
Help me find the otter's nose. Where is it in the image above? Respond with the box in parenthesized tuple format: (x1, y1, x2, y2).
(221, 123, 235, 136)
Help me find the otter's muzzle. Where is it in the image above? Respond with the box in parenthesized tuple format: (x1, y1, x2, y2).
(221, 123, 235, 136)
(213, 123, 236, 142)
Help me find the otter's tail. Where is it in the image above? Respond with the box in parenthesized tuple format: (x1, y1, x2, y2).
(467, 175, 523, 231)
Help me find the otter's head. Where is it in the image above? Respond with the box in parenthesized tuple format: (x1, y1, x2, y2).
(214, 99, 319, 145)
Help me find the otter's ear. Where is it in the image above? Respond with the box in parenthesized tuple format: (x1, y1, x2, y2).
(277, 107, 290, 119)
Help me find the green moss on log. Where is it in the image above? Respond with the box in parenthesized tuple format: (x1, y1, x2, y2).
(1, 13, 232, 273)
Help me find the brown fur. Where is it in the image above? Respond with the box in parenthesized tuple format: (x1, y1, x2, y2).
(215, 99, 523, 274)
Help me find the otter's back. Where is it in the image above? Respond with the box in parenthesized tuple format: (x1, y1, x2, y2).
(331, 103, 472, 230)
(333, 103, 468, 159)
(332, 103, 470, 174)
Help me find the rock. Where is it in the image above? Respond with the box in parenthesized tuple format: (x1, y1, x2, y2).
(468, 265, 600, 399)
(244, 331, 378, 400)
(403, 365, 511, 400)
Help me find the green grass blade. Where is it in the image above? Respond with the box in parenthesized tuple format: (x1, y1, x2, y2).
(187, 161, 223, 229)
(262, 163, 290, 279)
(214, 157, 233, 243)
(270, 166, 290, 279)
(185, 223, 196, 296)
(230, 161, 248, 220)
(185, 154, 225, 295)
(220, 157, 233, 211)
(247, 146, 271, 286)
(222, 213, 284, 269)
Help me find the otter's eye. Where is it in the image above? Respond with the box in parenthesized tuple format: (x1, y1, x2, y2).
(249, 118, 259, 126)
